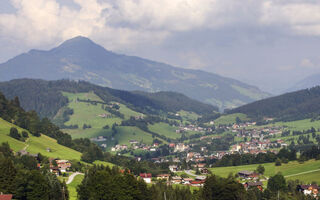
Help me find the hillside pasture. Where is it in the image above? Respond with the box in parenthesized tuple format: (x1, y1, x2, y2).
(210, 159, 320, 183)
(0, 117, 82, 161)
(214, 113, 249, 125)
(148, 122, 180, 139)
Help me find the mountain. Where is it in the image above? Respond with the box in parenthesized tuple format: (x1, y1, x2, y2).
(0, 78, 217, 119)
(287, 73, 320, 92)
(0, 36, 269, 110)
(229, 86, 320, 121)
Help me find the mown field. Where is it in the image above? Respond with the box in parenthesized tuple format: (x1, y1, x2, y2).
(210, 159, 320, 183)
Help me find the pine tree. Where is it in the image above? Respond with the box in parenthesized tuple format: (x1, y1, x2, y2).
(0, 155, 17, 194)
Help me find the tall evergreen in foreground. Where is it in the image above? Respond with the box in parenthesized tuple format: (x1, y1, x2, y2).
(0, 143, 69, 200)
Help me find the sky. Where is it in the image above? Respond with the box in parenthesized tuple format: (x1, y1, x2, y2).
(1, 0, 320, 93)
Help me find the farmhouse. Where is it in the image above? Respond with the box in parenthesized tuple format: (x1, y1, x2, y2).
(56, 160, 71, 172)
(169, 165, 178, 172)
(244, 182, 263, 191)
(157, 174, 170, 180)
(140, 173, 152, 184)
(171, 176, 182, 184)
(238, 170, 259, 179)
(182, 178, 194, 185)
(297, 184, 319, 197)
(190, 180, 204, 187)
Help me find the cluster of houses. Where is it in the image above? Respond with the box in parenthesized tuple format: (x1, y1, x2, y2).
(139, 173, 207, 187)
(49, 159, 72, 175)
(111, 141, 160, 152)
(16, 150, 72, 176)
(175, 124, 212, 134)
(237, 170, 319, 198)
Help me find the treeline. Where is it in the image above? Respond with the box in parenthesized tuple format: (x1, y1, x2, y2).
(0, 92, 72, 145)
(103, 154, 170, 175)
(229, 86, 320, 121)
(77, 165, 311, 200)
(0, 143, 69, 200)
(213, 148, 297, 167)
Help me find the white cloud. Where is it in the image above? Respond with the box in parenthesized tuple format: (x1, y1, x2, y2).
(2, 0, 320, 51)
(300, 58, 317, 68)
(260, 1, 320, 35)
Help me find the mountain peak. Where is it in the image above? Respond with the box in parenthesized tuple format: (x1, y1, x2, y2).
(57, 36, 96, 48)
(50, 36, 109, 56)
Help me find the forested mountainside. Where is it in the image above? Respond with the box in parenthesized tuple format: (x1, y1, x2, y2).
(0, 79, 217, 119)
(0, 36, 269, 110)
(229, 86, 320, 121)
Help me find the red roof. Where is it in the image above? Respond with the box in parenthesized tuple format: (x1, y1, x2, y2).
(0, 194, 13, 200)
(169, 143, 175, 147)
(140, 173, 152, 178)
(191, 181, 203, 184)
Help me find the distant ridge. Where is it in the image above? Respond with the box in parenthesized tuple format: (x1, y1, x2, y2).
(0, 36, 270, 110)
(0, 78, 218, 119)
(287, 73, 320, 92)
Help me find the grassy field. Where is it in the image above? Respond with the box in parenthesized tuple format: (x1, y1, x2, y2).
(0, 118, 27, 151)
(68, 174, 84, 200)
(60, 92, 146, 141)
(177, 110, 200, 122)
(210, 159, 320, 183)
(93, 160, 115, 168)
(149, 122, 180, 139)
(214, 113, 249, 125)
(62, 92, 122, 137)
(114, 126, 154, 146)
(117, 103, 143, 120)
(27, 134, 82, 161)
(0, 118, 82, 160)
(270, 119, 320, 131)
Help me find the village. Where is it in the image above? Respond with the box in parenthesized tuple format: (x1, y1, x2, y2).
(107, 120, 287, 165)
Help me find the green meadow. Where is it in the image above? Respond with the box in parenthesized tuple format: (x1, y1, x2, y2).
(210, 159, 320, 183)
(214, 113, 249, 125)
(113, 126, 154, 146)
(0, 118, 82, 161)
(117, 102, 143, 120)
(63, 92, 122, 132)
(149, 122, 180, 139)
(60, 92, 146, 142)
(177, 110, 200, 122)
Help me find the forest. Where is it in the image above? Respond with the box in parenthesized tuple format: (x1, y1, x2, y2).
(229, 86, 320, 121)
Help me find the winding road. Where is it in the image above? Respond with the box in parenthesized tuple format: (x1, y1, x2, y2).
(184, 170, 197, 177)
(66, 172, 84, 184)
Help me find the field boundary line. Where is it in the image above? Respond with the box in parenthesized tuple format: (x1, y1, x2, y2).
(284, 169, 320, 178)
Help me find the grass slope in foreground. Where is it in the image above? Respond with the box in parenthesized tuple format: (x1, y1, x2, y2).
(210, 159, 320, 183)
(0, 117, 81, 161)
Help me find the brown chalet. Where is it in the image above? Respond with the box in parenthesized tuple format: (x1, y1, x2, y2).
(244, 182, 263, 191)
(238, 170, 259, 179)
